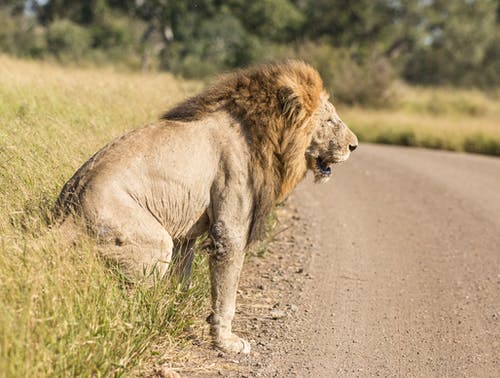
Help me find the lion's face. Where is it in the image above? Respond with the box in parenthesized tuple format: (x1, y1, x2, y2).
(306, 94, 358, 183)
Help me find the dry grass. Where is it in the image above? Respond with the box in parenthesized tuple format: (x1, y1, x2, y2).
(0, 55, 208, 377)
(342, 83, 500, 155)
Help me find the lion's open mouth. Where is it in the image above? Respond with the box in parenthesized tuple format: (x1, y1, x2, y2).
(316, 157, 332, 177)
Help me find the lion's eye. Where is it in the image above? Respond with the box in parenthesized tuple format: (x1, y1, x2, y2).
(327, 119, 335, 125)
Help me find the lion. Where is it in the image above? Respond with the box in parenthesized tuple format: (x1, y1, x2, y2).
(55, 61, 358, 354)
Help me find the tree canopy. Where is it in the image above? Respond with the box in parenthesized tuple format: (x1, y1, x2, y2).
(1, 0, 499, 103)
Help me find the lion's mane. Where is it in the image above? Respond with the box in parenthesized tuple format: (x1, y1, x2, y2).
(163, 61, 324, 244)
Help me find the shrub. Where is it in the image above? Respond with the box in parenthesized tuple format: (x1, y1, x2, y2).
(161, 13, 260, 79)
(47, 19, 91, 60)
(374, 129, 416, 146)
(463, 134, 500, 156)
(0, 11, 47, 58)
(298, 43, 395, 107)
(91, 16, 135, 49)
(240, 0, 304, 42)
(0, 10, 17, 52)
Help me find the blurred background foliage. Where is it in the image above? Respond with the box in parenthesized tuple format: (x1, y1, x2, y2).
(0, 0, 499, 106)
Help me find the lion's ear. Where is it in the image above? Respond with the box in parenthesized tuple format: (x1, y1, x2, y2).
(278, 86, 303, 126)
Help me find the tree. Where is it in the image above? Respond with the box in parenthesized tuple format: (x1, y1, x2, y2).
(236, 0, 304, 42)
(300, 0, 399, 50)
(37, 0, 109, 25)
(404, 0, 499, 85)
(1, 0, 498, 87)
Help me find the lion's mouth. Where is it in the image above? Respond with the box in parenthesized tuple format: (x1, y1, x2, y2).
(316, 157, 332, 177)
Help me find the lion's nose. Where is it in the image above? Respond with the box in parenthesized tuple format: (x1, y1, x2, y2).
(349, 144, 358, 152)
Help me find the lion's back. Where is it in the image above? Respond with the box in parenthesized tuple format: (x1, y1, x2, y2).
(54, 115, 244, 238)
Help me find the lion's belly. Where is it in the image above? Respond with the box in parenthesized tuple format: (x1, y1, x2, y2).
(144, 180, 211, 240)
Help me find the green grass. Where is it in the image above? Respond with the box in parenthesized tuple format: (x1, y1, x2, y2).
(0, 55, 208, 377)
(343, 83, 500, 156)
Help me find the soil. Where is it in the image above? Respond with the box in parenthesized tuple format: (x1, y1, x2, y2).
(162, 144, 500, 378)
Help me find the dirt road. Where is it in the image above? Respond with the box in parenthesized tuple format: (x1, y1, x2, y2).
(185, 144, 500, 378)
(229, 145, 500, 377)
(250, 144, 500, 377)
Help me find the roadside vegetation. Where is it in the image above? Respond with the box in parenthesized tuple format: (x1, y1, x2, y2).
(345, 84, 500, 156)
(0, 55, 208, 376)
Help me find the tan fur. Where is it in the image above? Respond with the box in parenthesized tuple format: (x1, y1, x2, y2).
(56, 61, 357, 354)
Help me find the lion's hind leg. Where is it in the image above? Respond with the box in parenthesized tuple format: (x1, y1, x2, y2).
(94, 204, 174, 285)
(102, 236, 173, 285)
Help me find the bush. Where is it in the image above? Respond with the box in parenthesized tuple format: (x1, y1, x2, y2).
(91, 16, 135, 49)
(463, 134, 500, 156)
(161, 12, 260, 79)
(298, 43, 395, 107)
(0, 11, 47, 58)
(47, 19, 91, 60)
(240, 0, 304, 42)
(374, 129, 416, 146)
(0, 10, 17, 52)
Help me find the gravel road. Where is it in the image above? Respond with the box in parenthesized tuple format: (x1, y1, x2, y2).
(184, 144, 500, 378)
(259, 144, 500, 377)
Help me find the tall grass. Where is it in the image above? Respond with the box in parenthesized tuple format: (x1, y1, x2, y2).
(344, 83, 500, 156)
(0, 55, 207, 376)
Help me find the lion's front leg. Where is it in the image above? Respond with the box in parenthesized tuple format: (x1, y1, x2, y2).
(208, 220, 250, 354)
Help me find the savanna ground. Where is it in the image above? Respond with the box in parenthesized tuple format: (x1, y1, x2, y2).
(0, 55, 499, 376)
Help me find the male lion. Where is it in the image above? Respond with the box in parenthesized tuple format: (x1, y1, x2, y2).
(55, 61, 358, 354)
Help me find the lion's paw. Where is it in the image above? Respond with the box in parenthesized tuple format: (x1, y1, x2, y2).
(215, 333, 251, 354)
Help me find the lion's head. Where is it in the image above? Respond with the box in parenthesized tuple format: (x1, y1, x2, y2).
(306, 93, 358, 183)
(162, 60, 358, 241)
